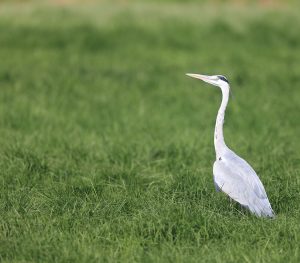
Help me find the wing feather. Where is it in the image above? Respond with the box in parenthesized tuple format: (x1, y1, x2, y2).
(213, 151, 274, 217)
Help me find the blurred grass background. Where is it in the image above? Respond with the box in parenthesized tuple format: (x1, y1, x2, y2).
(0, 0, 300, 262)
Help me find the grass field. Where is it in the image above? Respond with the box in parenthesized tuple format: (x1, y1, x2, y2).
(1, 1, 300, 262)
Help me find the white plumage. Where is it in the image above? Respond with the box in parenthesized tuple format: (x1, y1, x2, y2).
(186, 73, 274, 217)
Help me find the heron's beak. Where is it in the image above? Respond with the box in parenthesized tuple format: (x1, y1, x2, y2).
(186, 73, 218, 86)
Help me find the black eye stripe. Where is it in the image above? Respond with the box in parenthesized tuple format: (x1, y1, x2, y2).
(218, 75, 229, 83)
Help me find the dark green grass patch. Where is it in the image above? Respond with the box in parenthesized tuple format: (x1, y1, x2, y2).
(0, 2, 300, 262)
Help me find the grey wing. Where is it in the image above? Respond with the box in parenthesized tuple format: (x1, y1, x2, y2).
(213, 153, 274, 217)
(214, 178, 221, 192)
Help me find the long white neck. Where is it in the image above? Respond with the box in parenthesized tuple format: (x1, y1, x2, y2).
(214, 85, 230, 159)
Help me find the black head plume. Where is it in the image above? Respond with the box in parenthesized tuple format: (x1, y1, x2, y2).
(217, 75, 229, 83)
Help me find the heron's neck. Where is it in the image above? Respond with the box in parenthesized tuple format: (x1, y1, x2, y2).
(214, 85, 229, 159)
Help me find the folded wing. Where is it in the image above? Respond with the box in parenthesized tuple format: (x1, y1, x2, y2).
(213, 151, 274, 217)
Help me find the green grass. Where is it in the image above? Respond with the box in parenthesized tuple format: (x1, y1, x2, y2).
(1, 1, 300, 262)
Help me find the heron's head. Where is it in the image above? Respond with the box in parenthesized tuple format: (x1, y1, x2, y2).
(186, 73, 229, 88)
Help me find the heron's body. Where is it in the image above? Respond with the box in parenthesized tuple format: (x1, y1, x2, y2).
(186, 73, 274, 217)
(213, 147, 274, 217)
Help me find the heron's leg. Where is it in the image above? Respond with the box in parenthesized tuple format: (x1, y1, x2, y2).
(227, 196, 235, 211)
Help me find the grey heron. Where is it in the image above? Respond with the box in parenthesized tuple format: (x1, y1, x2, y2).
(186, 73, 274, 218)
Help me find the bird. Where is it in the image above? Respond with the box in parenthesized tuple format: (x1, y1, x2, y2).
(186, 73, 274, 217)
